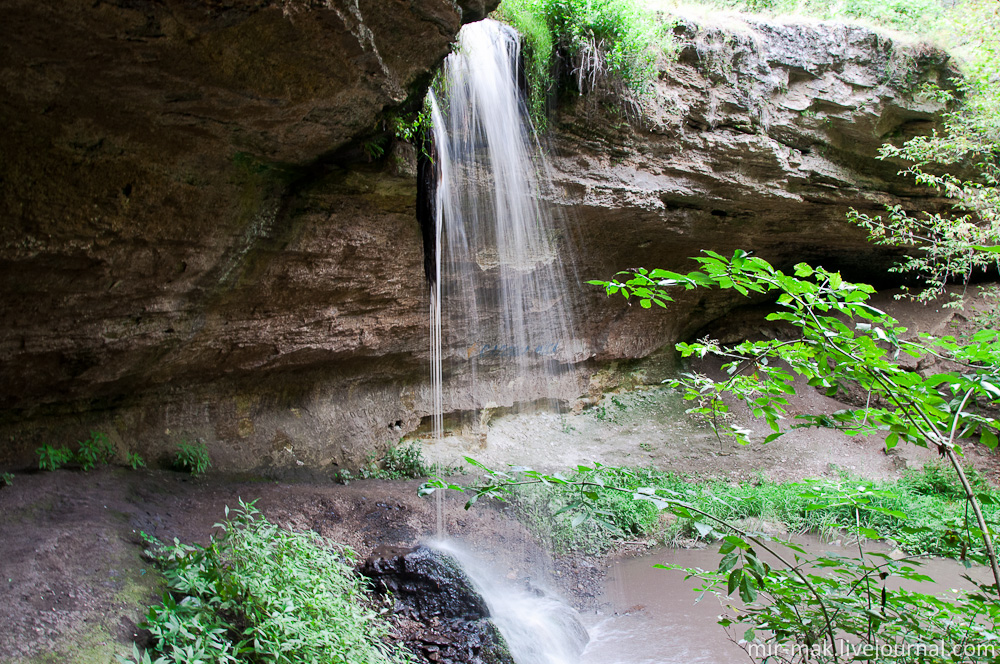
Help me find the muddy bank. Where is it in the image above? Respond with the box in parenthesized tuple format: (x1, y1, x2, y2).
(2, 387, 997, 663)
(0, 467, 602, 664)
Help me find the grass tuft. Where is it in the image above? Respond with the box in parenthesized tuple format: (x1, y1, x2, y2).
(505, 464, 1000, 558)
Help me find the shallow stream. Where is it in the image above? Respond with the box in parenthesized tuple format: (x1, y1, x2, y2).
(581, 535, 993, 664)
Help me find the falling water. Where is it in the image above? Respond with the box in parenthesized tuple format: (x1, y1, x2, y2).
(431, 541, 589, 664)
(416, 18, 593, 662)
(426, 19, 578, 536)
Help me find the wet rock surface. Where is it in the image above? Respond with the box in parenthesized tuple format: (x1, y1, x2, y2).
(362, 545, 515, 664)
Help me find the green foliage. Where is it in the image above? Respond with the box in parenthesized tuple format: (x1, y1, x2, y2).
(900, 462, 989, 500)
(388, 108, 432, 144)
(339, 440, 458, 483)
(364, 441, 431, 479)
(36, 444, 74, 472)
(479, 462, 999, 557)
(362, 139, 386, 161)
(75, 431, 115, 472)
(972, 284, 1000, 331)
(848, 123, 1000, 305)
(494, 0, 556, 125)
(589, 249, 1000, 593)
(692, 535, 1000, 663)
(592, 250, 1000, 456)
(123, 501, 411, 664)
(127, 452, 146, 470)
(173, 441, 210, 477)
(35, 432, 121, 472)
(678, 479, 1000, 663)
(493, 0, 674, 125)
(1, 472, 12, 487)
(426, 464, 1000, 663)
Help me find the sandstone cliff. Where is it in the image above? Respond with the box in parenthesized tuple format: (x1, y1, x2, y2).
(0, 5, 956, 472)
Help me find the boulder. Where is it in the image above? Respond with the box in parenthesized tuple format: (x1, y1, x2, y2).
(361, 545, 515, 664)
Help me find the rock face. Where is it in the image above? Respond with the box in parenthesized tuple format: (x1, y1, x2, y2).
(362, 545, 515, 664)
(0, 7, 958, 471)
(0, 0, 496, 469)
(552, 16, 957, 363)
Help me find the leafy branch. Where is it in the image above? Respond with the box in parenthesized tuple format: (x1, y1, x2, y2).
(589, 250, 1000, 597)
(421, 461, 999, 662)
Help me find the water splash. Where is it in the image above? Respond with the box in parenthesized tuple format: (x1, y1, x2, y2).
(430, 540, 589, 664)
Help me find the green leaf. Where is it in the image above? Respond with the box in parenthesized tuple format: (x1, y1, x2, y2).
(739, 573, 758, 603)
(744, 552, 766, 581)
(727, 568, 742, 596)
(693, 521, 714, 538)
(982, 428, 998, 450)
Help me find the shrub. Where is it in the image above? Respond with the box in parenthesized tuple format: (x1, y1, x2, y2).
(339, 440, 458, 483)
(127, 452, 146, 470)
(125, 501, 411, 664)
(75, 431, 115, 471)
(366, 441, 433, 479)
(173, 441, 210, 476)
(36, 444, 74, 471)
(494, 0, 674, 124)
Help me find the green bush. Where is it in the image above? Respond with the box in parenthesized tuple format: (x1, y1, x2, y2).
(126, 452, 146, 470)
(339, 440, 458, 483)
(494, 0, 673, 124)
(36, 444, 74, 471)
(35, 432, 118, 472)
(173, 441, 210, 476)
(1, 472, 12, 487)
(75, 431, 115, 471)
(125, 501, 411, 664)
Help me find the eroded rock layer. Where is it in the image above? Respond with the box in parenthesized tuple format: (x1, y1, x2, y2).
(0, 7, 956, 470)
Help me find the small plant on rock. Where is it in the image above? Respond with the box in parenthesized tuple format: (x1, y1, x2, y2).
(173, 441, 210, 476)
(127, 452, 146, 470)
(75, 431, 115, 471)
(36, 444, 74, 471)
(1, 472, 13, 487)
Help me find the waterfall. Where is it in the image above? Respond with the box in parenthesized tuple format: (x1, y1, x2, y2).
(426, 18, 577, 468)
(431, 541, 590, 664)
(417, 20, 591, 663)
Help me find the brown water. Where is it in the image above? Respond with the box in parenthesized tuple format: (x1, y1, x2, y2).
(581, 535, 993, 664)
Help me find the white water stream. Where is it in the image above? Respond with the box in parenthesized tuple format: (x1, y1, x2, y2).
(431, 541, 590, 664)
(422, 18, 590, 663)
(426, 19, 577, 464)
